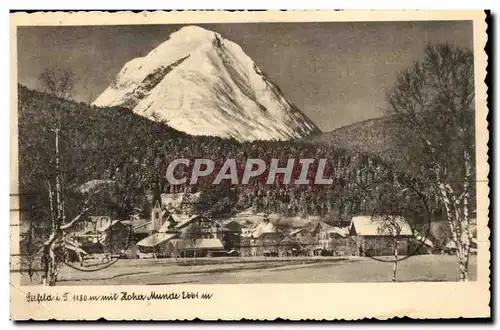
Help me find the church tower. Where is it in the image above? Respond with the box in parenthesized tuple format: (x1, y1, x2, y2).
(150, 187, 162, 233)
(151, 199, 162, 233)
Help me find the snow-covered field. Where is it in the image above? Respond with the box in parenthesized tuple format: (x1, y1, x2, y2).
(20, 255, 477, 285)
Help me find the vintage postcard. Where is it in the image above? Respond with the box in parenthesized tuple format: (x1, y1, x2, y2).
(10, 10, 489, 320)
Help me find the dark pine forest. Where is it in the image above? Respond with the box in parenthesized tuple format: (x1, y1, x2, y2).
(18, 85, 433, 230)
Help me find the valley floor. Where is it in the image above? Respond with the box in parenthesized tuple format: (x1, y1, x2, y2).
(20, 255, 477, 285)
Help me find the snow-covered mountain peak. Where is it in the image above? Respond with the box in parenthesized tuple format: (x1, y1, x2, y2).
(169, 25, 220, 42)
(151, 25, 220, 56)
(93, 26, 319, 141)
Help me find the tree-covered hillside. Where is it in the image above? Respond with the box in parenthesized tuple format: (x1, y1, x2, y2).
(18, 85, 425, 226)
(305, 116, 402, 163)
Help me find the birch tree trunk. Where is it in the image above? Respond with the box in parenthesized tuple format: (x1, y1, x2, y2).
(457, 247, 469, 281)
(458, 149, 473, 281)
(392, 238, 398, 282)
(437, 178, 471, 281)
(43, 230, 60, 286)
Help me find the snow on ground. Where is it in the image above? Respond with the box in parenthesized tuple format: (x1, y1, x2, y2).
(21, 255, 478, 285)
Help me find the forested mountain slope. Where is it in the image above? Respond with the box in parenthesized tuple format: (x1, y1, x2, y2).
(18, 86, 417, 225)
(305, 116, 402, 163)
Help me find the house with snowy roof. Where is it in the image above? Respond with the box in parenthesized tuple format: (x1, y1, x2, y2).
(75, 216, 129, 245)
(165, 238, 225, 258)
(136, 232, 180, 258)
(308, 221, 354, 255)
(135, 212, 226, 258)
(240, 216, 284, 257)
(349, 215, 413, 256)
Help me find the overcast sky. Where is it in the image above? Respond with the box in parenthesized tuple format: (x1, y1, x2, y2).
(17, 21, 473, 132)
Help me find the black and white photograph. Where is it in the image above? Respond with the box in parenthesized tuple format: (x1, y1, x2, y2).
(9, 10, 489, 320)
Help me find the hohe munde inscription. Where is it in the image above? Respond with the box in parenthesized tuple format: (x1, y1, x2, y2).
(165, 158, 334, 185)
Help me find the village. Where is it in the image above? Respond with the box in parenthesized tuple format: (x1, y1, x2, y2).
(32, 191, 475, 268)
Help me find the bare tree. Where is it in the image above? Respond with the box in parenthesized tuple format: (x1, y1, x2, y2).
(386, 44, 475, 281)
(39, 67, 75, 101)
(184, 223, 201, 262)
(427, 220, 452, 253)
(150, 233, 159, 259)
(38, 67, 103, 286)
(376, 212, 410, 282)
(20, 213, 41, 283)
(372, 179, 421, 282)
(171, 222, 201, 262)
